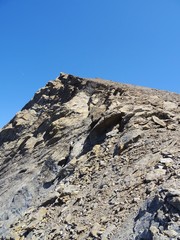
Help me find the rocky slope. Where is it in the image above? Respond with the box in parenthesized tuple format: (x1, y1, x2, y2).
(0, 73, 180, 240)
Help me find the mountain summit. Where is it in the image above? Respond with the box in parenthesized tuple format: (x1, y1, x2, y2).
(0, 73, 180, 239)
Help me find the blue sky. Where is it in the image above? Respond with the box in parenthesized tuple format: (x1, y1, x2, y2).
(0, 0, 180, 128)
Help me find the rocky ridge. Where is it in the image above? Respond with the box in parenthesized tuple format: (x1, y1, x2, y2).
(0, 73, 180, 239)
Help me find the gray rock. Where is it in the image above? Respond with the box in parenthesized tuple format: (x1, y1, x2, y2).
(152, 115, 166, 127)
(0, 73, 179, 239)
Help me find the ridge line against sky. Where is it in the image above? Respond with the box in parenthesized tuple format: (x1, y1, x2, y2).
(0, 0, 180, 128)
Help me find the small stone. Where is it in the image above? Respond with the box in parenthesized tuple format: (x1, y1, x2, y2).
(101, 224, 116, 240)
(92, 144, 101, 156)
(59, 72, 69, 79)
(167, 124, 177, 130)
(100, 216, 108, 224)
(152, 116, 166, 127)
(163, 229, 178, 238)
(36, 207, 47, 221)
(160, 158, 174, 167)
(23, 137, 37, 152)
(150, 225, 159, 235)
(90, 222, 102, 237)
(163, 101, 177, 111)
(65, 213, 72, 224)
(76, 224, 87, 233)
(145, 169, 166, 182)
(56, 184, 79, 196)
(142, 123, 151, 130)
(99, 160, 107, 167)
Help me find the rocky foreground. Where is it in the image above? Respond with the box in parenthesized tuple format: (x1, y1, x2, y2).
(0, 73, 180, 239)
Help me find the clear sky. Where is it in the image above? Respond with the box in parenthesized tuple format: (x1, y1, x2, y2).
(0, 0, 180, 128)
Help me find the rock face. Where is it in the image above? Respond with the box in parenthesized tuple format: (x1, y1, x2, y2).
(0, 73, 180, 239)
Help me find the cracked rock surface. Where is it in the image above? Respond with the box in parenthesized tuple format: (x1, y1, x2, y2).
(0, 73, 180, 239)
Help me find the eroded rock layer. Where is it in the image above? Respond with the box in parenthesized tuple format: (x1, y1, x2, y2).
(0, 73, 180, 239)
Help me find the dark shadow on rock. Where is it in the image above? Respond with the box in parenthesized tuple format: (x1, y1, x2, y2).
(0, 128, 17, 146)
(80, 113, 123, 155)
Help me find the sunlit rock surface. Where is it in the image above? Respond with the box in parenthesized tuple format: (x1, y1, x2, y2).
(0, 73, 180, 239)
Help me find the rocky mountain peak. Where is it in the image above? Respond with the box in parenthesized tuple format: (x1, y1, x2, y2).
(0, 73, 180, 239)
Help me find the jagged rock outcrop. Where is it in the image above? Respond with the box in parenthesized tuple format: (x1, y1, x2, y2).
(0, 73, 180, 239)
